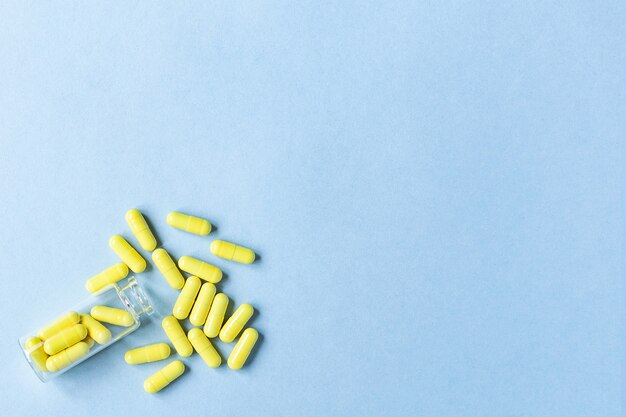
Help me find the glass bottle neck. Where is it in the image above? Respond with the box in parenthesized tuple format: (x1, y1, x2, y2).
(117, 278, 154, 319)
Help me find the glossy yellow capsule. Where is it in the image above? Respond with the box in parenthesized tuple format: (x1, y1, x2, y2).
(144, 360, 185, 394)
(126, 209, 157, 251)
(210, 240, 256, 264)
(188, 328, 221, 368)
(125, 343, 171, 365)
(219, 303, 254, 343)
(83, 336, 95, 348)
(80, 314, 112, 344)
(25, 337, 48, 371)
(166, 212, 211, 235)
(189, 283, 216, 326)
(203, 293, 229, 338)
(152, 248, 185, 289)
(178, 256, 222, 283)
(43, 324, 87, 355)
(109, 235, 146, 273)
(162, 316, 192, 357)
(37, 312, 80, 340)
(172, 276, 201, 320)
(91, 306, 134, 327)
(85, 263, 129, 293)
(228, 328, 259, 370)
(46, 342, 89, 372)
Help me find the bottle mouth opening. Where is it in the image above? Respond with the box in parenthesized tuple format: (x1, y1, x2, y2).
(119, 277, 154, 318)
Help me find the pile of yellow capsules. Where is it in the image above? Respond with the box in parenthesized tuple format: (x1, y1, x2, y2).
(28, 209, 259, 393)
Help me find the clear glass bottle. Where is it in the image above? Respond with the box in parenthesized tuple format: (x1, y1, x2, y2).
(19, 277, 154, 382)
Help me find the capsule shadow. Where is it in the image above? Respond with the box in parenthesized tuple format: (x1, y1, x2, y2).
(242, 332, 264, 369)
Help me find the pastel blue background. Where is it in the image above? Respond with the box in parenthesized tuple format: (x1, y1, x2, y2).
(0, 1, 622, 416)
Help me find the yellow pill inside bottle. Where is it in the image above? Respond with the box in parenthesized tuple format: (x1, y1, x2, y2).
(85, 263, 129, 293)
(152, 248, 185, 289)
(210, 240, 256, 264)
(173, 276, 201, 320)
(91, 306, 134, 327)
(126, 209, 157, 251)
(203, 293, 229, 338)
(144, 360, 185, 394)
(188, 328, 221, 368)
(125, 343, 171, 365)
(37, 311, 80, 340)
(83, 336, 95, 348)
(109, 235, 146, 273)
(162, 316, 193, 357)
(178, 256, 222, 283)
(189, 283, 216, 326)
(80, 314, 112, 344)
(166, 212, 211, 235)
(46, 342, 89, 372)
(227, 328, 259, 370)
(43, 324, 87, 355)
(25, 337, 49, 371)
(219, 303, 254, 343)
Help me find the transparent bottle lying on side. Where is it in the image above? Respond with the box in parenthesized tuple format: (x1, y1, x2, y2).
(18, 277, 154, 382)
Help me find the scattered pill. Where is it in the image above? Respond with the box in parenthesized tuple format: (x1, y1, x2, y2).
(91, 306, 134, 327)
(210, 240, 255, 264)
(85, 263, 129, 293)
(166, 212, 211, 235)
(109, 235, 146, 273)
(188, 328, 221, 368)
(125, 343, 171, 365)
(162, 316, 193, 357)
(25, 337, 48, 371)
(152, 248, 185, 289)
(173, 276, 201, 320)
(203, 293, 229, 338)
(46, 342, 89, 372)
(178, 256, 222, 283)
(144, 360, 185, 394)
(219, 303, 254, 343)
(43, 324, 88, 355)
(37, 312, 80, 340)
(228, 328, 259, 370)
(189, 283, 216, 326)
(80, 314, 112, 344)
(126, 209, 157, 251)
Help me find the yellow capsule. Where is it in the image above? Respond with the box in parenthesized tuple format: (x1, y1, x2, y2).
(126, 209, 157, 251)
(125, 343, 171, 364)
(210, 240, 256, 264)
(203, 293, 229, 338)
(43, 324, 87, 355)
(166, 212, 211, 235)
(178, 256, 222, 283)
(109, 235, 146, 273)
(46, 342, 89, 372)
(85, 263, 129, 293)
(144, 360, 185, 394)
(83, 336, 95, 348)
(219, 303, 254, 343)
(25, 337, 49, 371)
(172, 276, 201, 320)
(37, 311, 80, 340)
(188, 328, 221, 368)
(228, 328, 259, 370)
(91, 305, 134, 327)
(152, 248, 185, 289)
(80, 314, 112, 344)
(162, 316, 193, 357)
(189, 283, 216, 326)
